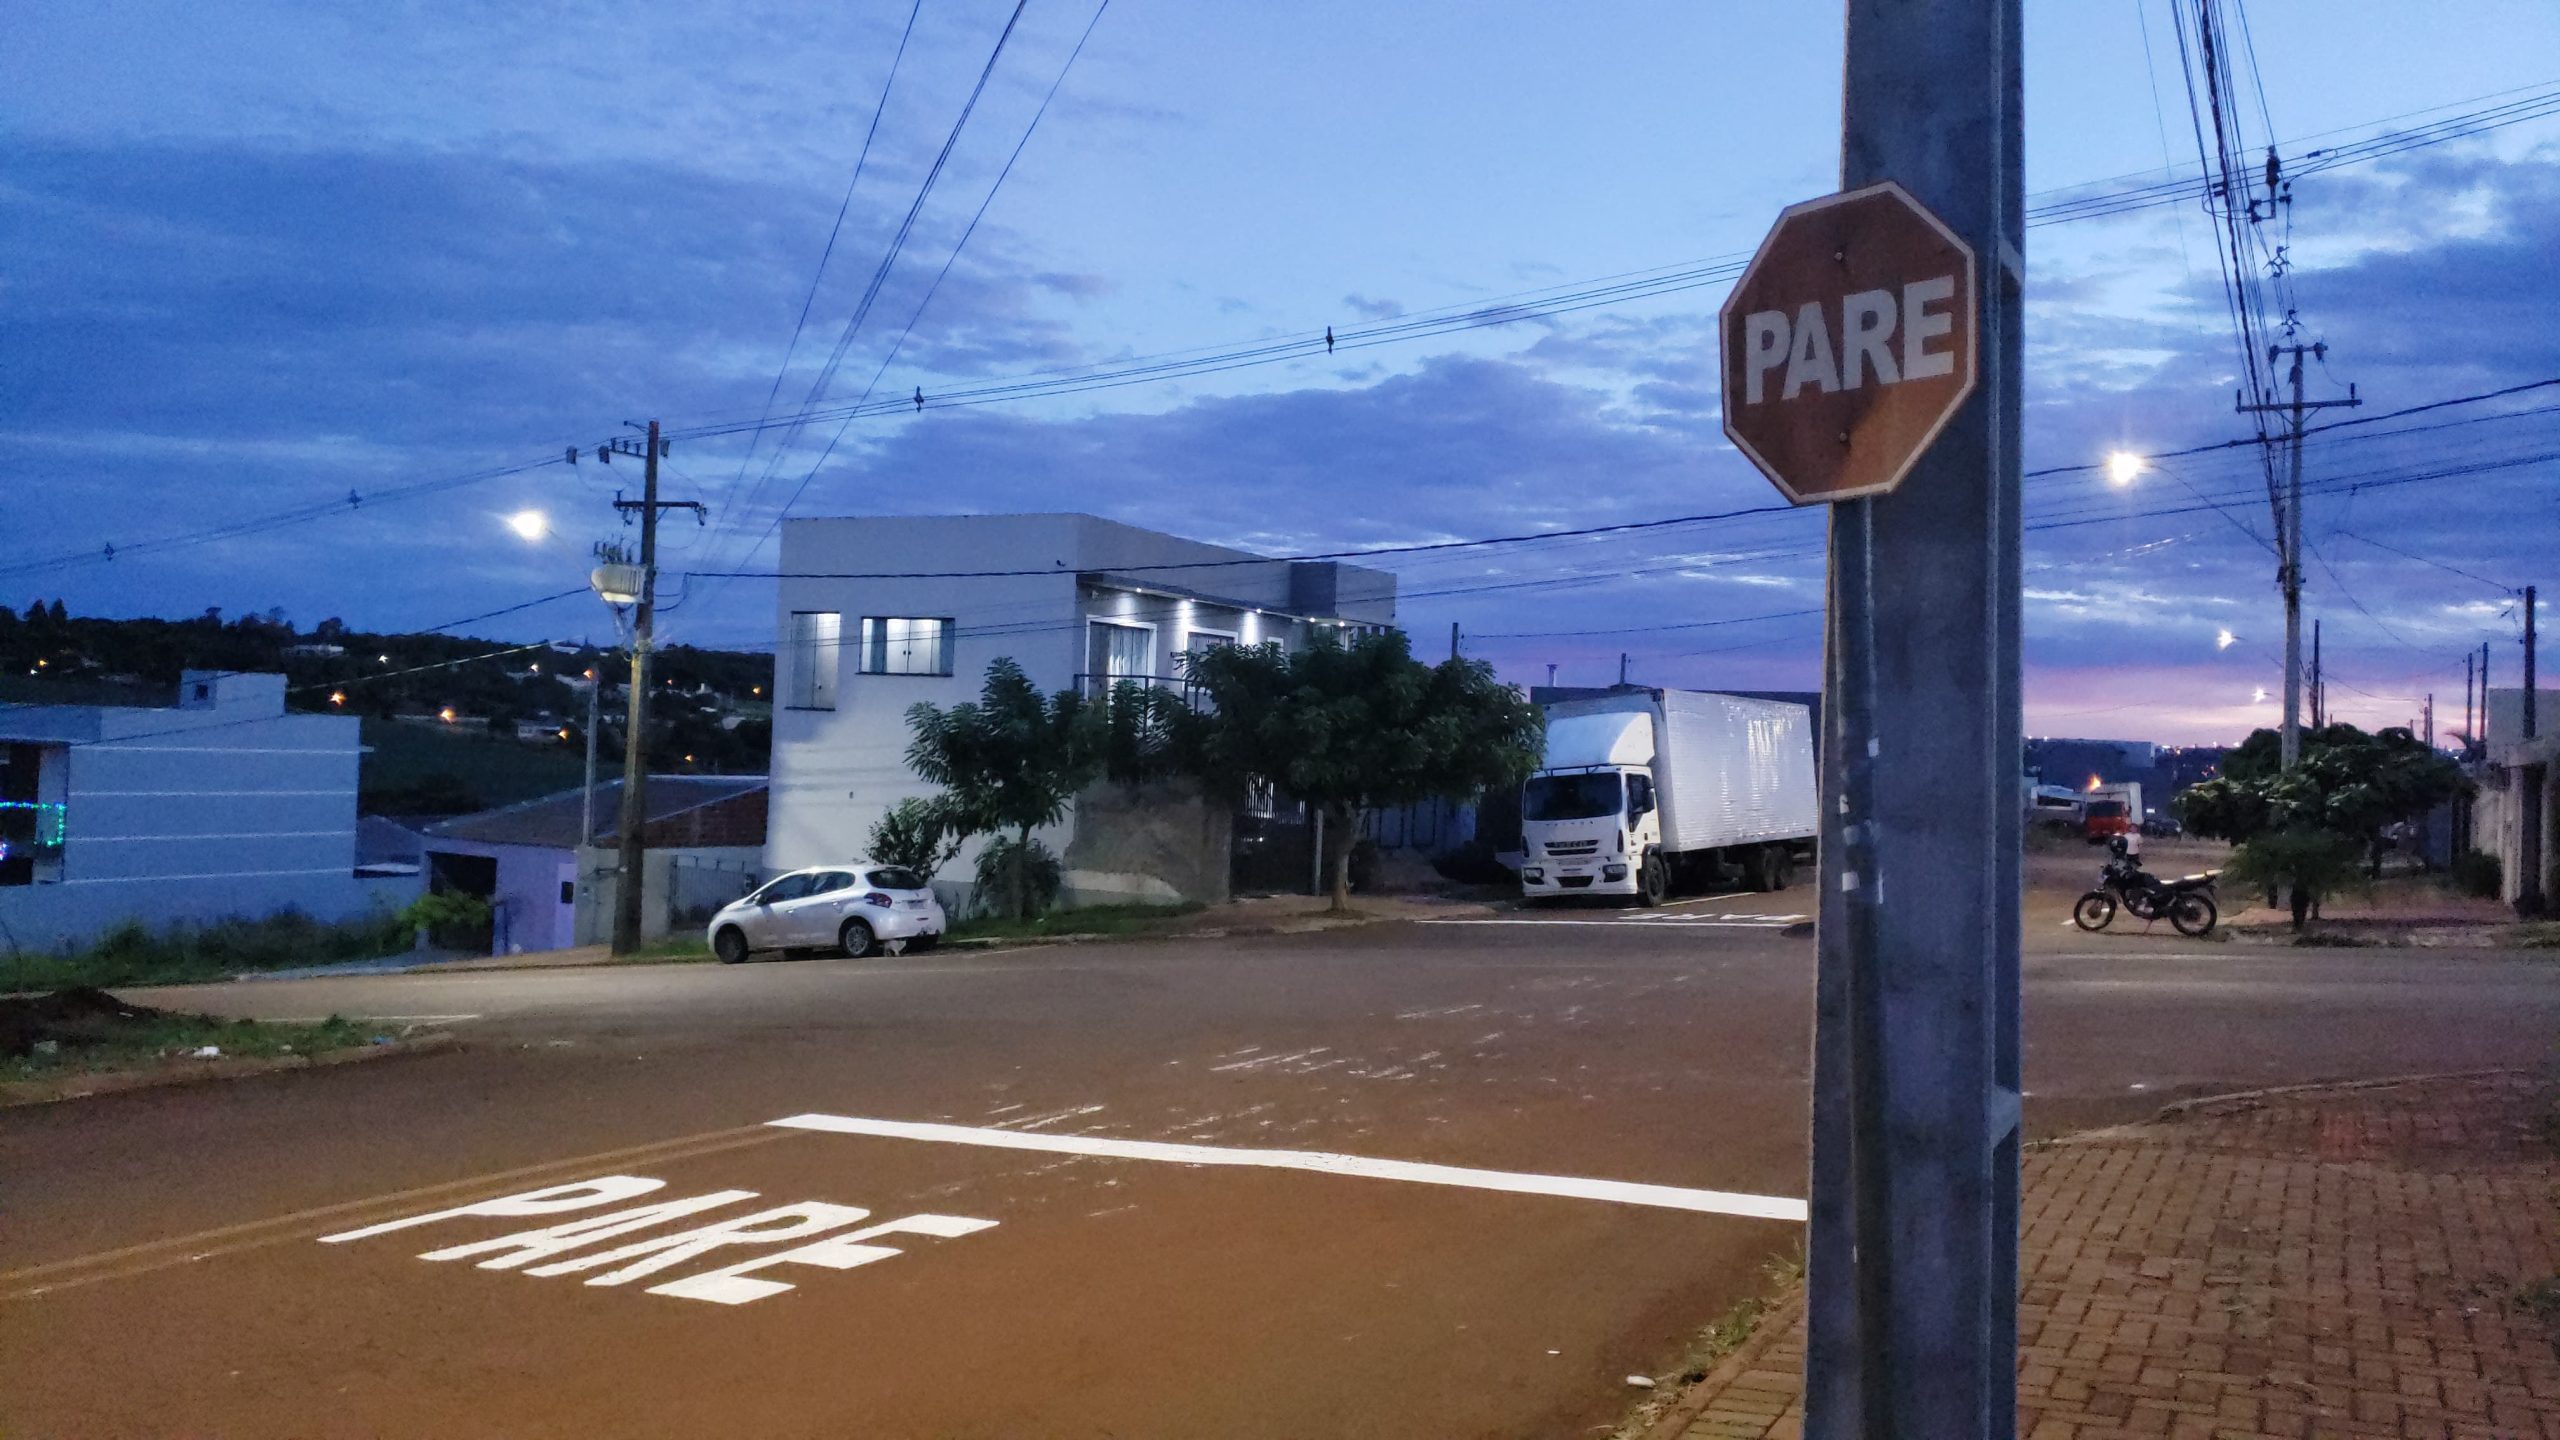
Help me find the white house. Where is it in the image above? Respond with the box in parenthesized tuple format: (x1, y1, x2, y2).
(0, 671, 415, 950)
(767, 513, 1398, 909)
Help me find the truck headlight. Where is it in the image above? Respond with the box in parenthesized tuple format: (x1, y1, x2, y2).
(1523, 867, 1545, 884)
(1602, 864, 1628, 882)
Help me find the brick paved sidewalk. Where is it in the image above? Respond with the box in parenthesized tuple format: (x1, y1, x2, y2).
(1639, 1073, 2560, 1440)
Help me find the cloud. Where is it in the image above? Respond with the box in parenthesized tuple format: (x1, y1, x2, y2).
(1340, 293, 1404, 320)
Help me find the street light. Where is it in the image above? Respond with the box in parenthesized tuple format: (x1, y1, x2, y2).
(2216, 628, 2237, 651)
(505, 509, 551, 542)
(2105, 450, 2143, 487)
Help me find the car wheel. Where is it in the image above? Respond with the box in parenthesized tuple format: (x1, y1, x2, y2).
(2072, 892, 2116, 932)
(838, 918, 879, 959)
(713, 927, 749, 965)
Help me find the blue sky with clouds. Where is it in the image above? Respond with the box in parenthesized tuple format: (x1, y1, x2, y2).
(4, 1, 2556, 742)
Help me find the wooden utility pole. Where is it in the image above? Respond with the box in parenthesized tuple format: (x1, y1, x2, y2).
(592, 421, 703, 956)
(2237, 344, 2358, 769)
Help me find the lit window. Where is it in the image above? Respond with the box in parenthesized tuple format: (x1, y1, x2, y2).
(1088, 621, 1154, 684)
(787, 612, 841, 709)
(857, 617, 953, 677)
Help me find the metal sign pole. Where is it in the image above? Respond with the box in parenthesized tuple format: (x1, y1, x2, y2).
(1806, 0, 2024, 1435)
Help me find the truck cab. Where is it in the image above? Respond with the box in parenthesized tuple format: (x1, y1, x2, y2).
(1519, 765, 1657, 900)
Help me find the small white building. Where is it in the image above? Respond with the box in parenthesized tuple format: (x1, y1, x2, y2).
(420, 775, 769, 953)
(0, 671, 415, 949)
(767, 514, 1397, 909)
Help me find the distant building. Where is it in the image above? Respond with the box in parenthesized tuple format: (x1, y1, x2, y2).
(420, 775, 768, 953)
(767, 513, 1397, 909)
(280, 642, 347, 659)
(2470, 687, 2558, 908)
(0, 671, 415, 949)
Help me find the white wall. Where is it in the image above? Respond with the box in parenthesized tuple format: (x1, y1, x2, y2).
(0, 673, 380, 951)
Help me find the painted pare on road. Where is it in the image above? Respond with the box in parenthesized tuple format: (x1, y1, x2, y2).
(319, 1176, 996, 1306)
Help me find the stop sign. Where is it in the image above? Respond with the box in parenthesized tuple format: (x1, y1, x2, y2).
(1719, 181, 1978, 504)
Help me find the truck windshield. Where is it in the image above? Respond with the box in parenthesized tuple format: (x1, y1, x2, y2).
(1524, 772, 1624, 822)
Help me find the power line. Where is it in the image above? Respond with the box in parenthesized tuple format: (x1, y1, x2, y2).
(704, 0, 926, 549)
(13, 87, 2560, 582)
(707, 0, 1114, 588)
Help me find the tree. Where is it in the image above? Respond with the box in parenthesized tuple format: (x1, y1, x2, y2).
(47, 599, 67, 627)
(904, 658, 1101, 920)
(1181, 630, 1545, 913)
(2175, 722, 2467, 928)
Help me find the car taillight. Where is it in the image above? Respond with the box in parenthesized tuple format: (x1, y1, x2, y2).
(863, 892, 894, 908)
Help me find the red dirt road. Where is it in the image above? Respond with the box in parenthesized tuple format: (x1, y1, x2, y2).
(7, 907, 2556, 1438)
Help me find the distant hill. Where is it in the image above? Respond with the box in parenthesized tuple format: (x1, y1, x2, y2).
(0, 601, 772, 816)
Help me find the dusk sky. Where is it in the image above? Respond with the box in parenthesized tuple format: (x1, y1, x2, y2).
(5, 1, 2555, 744)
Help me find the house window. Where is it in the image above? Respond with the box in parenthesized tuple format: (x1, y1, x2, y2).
(786, 612, 841, 709)
(1088, 620, 1155, 687)
(857, 617, 953, 677)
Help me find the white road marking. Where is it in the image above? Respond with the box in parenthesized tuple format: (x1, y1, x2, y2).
(767, 1113, 1807, 1223)
(1421, 918, 1805, 929)
(265, 1013, 483, 1024)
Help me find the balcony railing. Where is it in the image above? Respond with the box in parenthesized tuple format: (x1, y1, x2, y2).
(1072, 672, 1214, 711)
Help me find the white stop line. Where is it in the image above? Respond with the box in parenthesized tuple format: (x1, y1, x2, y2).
(768, 1113, 1807, 1223)
(1420, 916, 1807, 929)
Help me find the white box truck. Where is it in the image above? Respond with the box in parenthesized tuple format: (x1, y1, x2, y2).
(1520, 689, 1818, 904)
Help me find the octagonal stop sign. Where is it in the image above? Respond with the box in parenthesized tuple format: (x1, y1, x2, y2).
(1719, 181, 1978, 504)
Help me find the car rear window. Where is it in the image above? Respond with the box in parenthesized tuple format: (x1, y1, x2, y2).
(867, 867, 928, 891)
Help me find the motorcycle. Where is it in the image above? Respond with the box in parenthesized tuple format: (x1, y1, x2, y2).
(2073, 837, 2219, 937)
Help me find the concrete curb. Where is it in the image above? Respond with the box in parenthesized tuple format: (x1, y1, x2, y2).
(1633, 1294, 1807, 1440)
(0, 1030, 461, 1108)
(2032, 1065, 2539, 1148)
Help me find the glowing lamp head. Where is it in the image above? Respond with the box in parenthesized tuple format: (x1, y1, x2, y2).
(2251, 687, 2269, 704)
(328, 691, 346, 706)
(505, 509, 550, 542)
(2215, 628, 2236, 651)
(2105, 451, 2143, 488)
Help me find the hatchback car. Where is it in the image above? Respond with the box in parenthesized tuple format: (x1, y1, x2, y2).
(708, 863, 945, 963)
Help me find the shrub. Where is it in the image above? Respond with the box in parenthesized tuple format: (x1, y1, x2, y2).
(8, 908, 414, 989)
(867, 797, 963, 879)
(2447, 850, 2501, 899)
(972, 835, 1062, 918)
(400, 891, 493, 950)
(2224, 829, 2368, 930)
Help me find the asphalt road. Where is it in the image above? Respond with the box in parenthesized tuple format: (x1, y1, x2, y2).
(6, 895, 2556, 1439)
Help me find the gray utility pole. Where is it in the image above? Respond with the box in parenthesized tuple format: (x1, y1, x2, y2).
(581, 673, 600, 847)
(2522, 584, 2542, 916)
(2237, 344, 2359, 769)
(591, 420, 704, 956)
(2310, 619, 2323, 729)
(2465, 650, 2475, 748)
(1807, 2, 2023, 1436)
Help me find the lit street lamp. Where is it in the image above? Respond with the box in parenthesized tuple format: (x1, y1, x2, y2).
(2104, 450, 2143, 487)
(505, 509, 550, 542)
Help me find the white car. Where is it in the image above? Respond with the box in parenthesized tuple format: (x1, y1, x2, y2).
(708, 863, 945, 964)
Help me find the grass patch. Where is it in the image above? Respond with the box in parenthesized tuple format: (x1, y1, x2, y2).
(4, 909, 415, 991)
(620, 934, 714, 964)
(946, 902, 1205, 944)
(2517, 1276, 2560, 1325)
(3, 994, 389, 1084)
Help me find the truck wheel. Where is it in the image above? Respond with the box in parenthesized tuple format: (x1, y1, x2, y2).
(1766, 846, 1796, 892)
(1637, 855, 1669, 907)
(1740, 847, 1771, 892)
